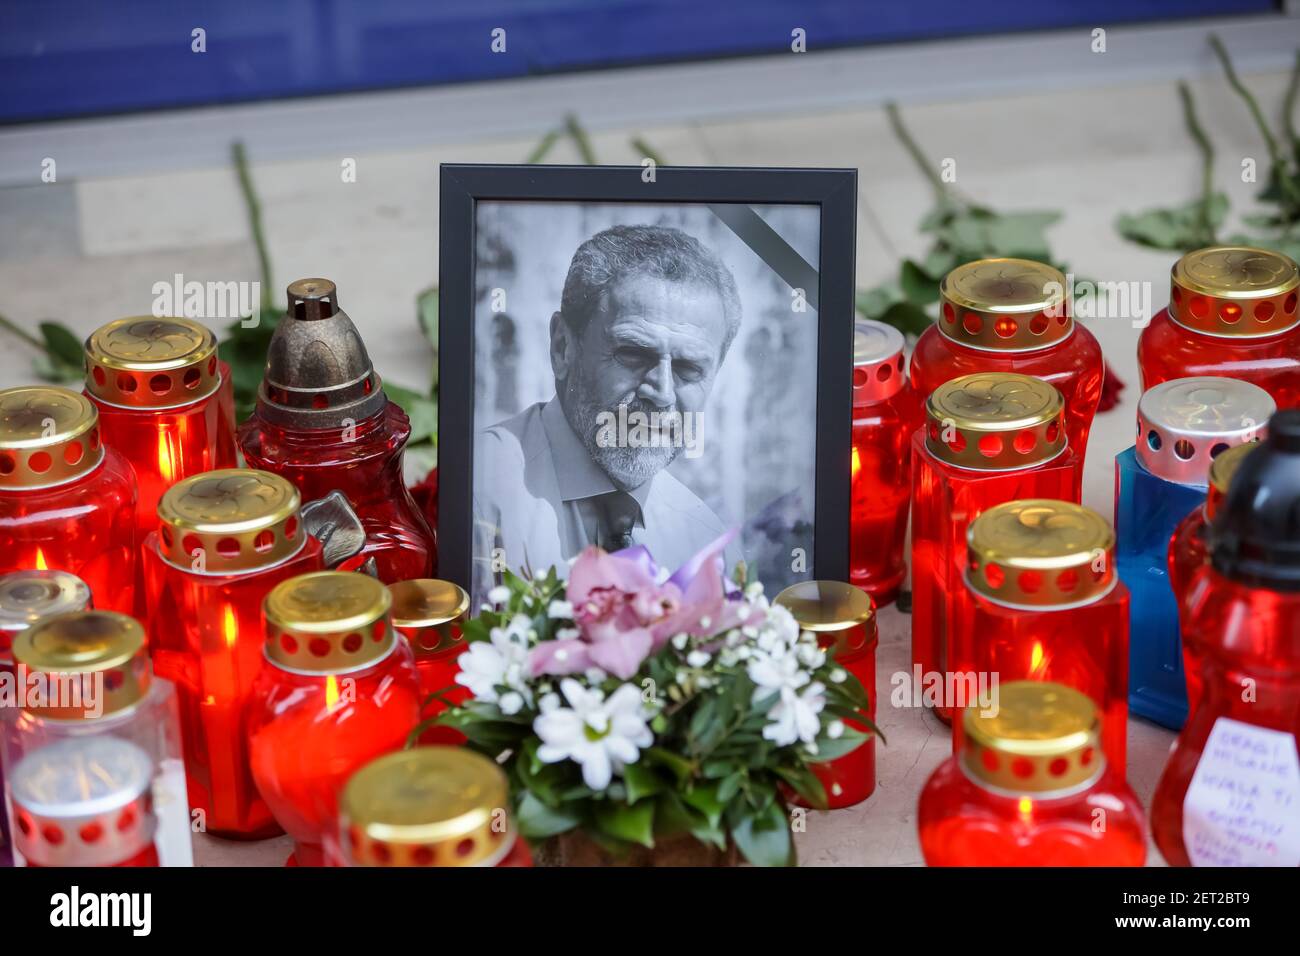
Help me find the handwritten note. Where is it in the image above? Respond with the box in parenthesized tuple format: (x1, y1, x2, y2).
(1183, 717, 1300, 867)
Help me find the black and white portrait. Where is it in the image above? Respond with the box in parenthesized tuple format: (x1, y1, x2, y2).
(469, 200, 821, 603)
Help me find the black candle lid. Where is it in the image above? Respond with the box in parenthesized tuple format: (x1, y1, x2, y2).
(1210, 409, 1300, 590)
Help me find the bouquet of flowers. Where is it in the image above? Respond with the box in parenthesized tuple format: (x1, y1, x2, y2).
(428, 535, 875, 866)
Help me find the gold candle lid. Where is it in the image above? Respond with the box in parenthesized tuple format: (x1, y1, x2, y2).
(925, 373, 1066, 471)
(340, 747, 515, 867)
(264, 571, 395, 674)
(84, 316, 221, 408)
(14, 611, 152, 719)
(157, 469, 306, 574)
(938, 258, 1072, 352)
(1207, 441, 1258, 520)
(966, 499, 1115, 608)
(0, 570, 92, 636)
(1169, 246, 1300, 337)
(962, 681, 1103, 794)
(0, 386, 105, 490)
(387, 579, 469, 656)
(773, 580, 875, 657)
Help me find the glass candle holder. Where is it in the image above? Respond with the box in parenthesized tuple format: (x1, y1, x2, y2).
(774, 580, 877, 808)
(333, 747, 532, 867)
(954, 500, 1129, 770)
(237, 279, 435, 583)
(0, 386, 137, 615)
(248, 570, 423, 867)
(851, 320, 923, 606)
(1153, 411, 1300, 866)
(10, 736, 159, 868)
(911, 373, 1081, 721)
(4, 610, 191, 866)
(909, 258, 1103, 485)
(1116, 377, 1273, 730)
(1168, 442, 1257, 714)
(83, 317, 239, 615)
(918, 681, 1147, 867)
(142, 468, 324, 839)
(388, 579, 470, 746)
(1138, 246, 1300, 408)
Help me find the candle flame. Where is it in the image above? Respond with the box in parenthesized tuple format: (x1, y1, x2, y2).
(1029, 641, 1046, 677)
(1018, 796, 1033, 820)
(157, 427, 176, 484)
(851, 445, 860, 480)
(222, 604, 238, 649)
(325, 675, 340, 710)
(34, 547, 48, 571)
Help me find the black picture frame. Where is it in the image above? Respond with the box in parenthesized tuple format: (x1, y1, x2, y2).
(437, 163, 857, 599)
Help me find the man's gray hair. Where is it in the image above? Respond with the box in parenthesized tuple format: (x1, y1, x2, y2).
(560, 224, 742, 354)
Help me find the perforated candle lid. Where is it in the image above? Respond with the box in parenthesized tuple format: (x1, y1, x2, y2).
(938, 258, 1072, 351)
(264, 570, 395, 674)
(966, 499, 1114, 608)
(0, 570, 91, 635)
(14, 610, 152, 718)
(1136, 376, 1273, 486)
(387, 579, 469, 656)
(962, 681, 1103, 794)
(1169, 246, 1300, 337)
(340, 747, 514, 867)
(1206, 442, 1257, 520)
(11, 736, 156, 867)
(157, 468, 305, 574)
(774, 580, 876, 657)
(853, 319, 906, 405)
(0, 386, 104, 490)
(925, 372, 1066, 471)
(85, 316, 221, 408)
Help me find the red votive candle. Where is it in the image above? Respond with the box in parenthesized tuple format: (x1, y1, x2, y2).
(249, 571, 423, 867)
(850, 320, 923, 606)
(387, 578, 470, 745)
(774, 580, 877, 808)
(918, 681, 1146, 867)
(911, 373, 1081, 721)
(0, 386, 137, 615)
(143, 468, 324, 838)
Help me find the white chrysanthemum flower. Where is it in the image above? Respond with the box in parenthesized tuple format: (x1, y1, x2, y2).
(747, 646, 809, 696)
(761, 681, 826, 747)
(534, 680, 653, 790)
(455, 618, 534, 708)
(499, 691, 525, 715)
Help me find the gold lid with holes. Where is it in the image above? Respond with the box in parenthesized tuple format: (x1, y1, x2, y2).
(387, 580, 469, 656)
(1169, 246, 1300, 337)
(1207, 442, 1258, 520)
(340, 747, 514, 867)
(773, 580, 876, 658)
(264, 571, 395, 674)
(938, 259, 1072, 351)
(157, 469, 304, 574)
(14, 611, 152, 718)
(925, 373, 1066, 471)
(0, 386, 104, 491)
(962, 681, 1103, 793)
(966, 500, 1115, 608)
(0, 570, 92, 637)
(84, 317, 221, 408)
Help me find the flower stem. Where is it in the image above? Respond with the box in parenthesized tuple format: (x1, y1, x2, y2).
(564, 114, 599, 165)
(1284, 50, 1299, 150)
(885, 102, 950, 207)
(0, 312, 47, 352)
(525, 128, 560, 164)
(232, 141, 276, 314)
(1178, 81, 1217, 246)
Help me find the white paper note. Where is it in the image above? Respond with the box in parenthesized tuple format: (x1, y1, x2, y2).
(1183, 717, 1300, 867)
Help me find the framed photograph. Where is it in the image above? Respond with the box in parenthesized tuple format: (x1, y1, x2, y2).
(438, 164, 856, 608)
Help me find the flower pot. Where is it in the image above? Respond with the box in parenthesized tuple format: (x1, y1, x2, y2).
(535, 831, 741, 867)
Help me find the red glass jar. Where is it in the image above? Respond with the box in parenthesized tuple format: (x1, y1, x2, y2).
(1138, 246, 1300, 408)
(1153, 412, 1300, 866)
(388, 578, 470, 745)
(774, 580, 877, 808)
(237, 279, 435, 583)
(142, 468, 324, 838)
(83, 317, 239, 613)
(851, 320, 923, 606)
(910, 258, 1103, 483)
(918, 681, 1147, 866)
(333, 747, 532, 867)
(911, 373, 1081, 721)
(953, 500, 1129, 770)
(248, 570, 423, 867)
(0, 386, 137, 615)
(10, 736, 160, 867)
(1168, 442, 1258, 714)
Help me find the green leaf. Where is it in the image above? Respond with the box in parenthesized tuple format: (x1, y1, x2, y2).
(729, 795, 793, 867)
(1115, 194, 1227, 252)
(854, 283, 903, 320)
(810, 726, 872, 762)
(593, 799, 655, 848)
(716, 770, 745, 803)
(982, 210, 1060, 260)
(877, 301, 933, 337)
(682, 781, 725, 829)
(621, 763, 666, 804)
(39, 321, 84, 367)
(416, 286, 440, 392)
(642, 746, 693, 787)
(900, 259, 940, 305)
(384, 381, 437, 445)
(774, 764, 828, 811)
(515, 791, 582, 839)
